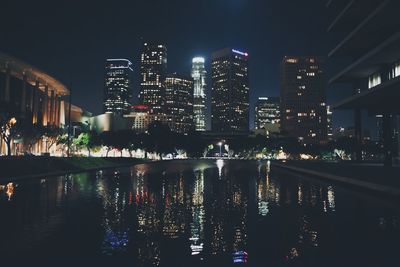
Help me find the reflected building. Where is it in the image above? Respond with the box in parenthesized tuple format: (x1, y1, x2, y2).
(190, 170, 205, 256)
(162, 176, 187, 239)
(96, 175, 132, 254)
(231, 184, 248, 253)
(191, 57, 207, 131)
(257, 165, 281, 216)
(132, 169, 162, 266)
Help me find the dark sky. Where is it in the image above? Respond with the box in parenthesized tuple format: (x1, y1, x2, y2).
(1, 0, 356, 130)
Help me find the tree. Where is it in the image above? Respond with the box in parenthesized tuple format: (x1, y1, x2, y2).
(113, 129, 136, 157)
(0, 116, 19, 156)
(57, 133, 70, 156)
(0, 102, 20, 156)
(43, 126, 62, 153)
(73, 131, 97, 156)
(148, 122, 174, 159)
(99, 131, 115, 157)
(22, 123, 44, 153)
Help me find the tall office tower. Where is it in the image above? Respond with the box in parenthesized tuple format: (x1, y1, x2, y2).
(211, 48, 250, 133)
(103, 59, 133, 115)
(191, 57, 207, 131)
(280, 56, 327, 144)
(326, 0, 400, 165)
(327, 105, 333, 140)
(139, 42, 167, 114)
(254, 97, 280, 131)
(165, 74, 194, 134)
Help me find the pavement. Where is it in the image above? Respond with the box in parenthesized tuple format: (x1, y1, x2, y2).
(272, 160, 400, 198)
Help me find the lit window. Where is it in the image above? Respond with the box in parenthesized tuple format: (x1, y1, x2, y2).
(286, 58, 298, 64)
(390, 62, 400, 79)
(368, 73, 381, 89)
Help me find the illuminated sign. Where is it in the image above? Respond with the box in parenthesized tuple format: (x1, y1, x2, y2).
(232, 49, 249, 57)
(131, 105, 149, 110)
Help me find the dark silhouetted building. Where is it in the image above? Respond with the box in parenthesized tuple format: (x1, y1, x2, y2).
(191, 57, 207, 131)
(280, 56, 327, 144)
(211, 48, 250, 133)
(139, 42, 167, 114)
(326, 0, 400, 165)
(103, 59, 132, 115)
(165, 74, 194, 134)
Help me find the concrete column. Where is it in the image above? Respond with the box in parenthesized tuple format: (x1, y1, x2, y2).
(32, 81, 40, 124)
(54, 94, 60, 127)
(43, 85, 48, 126)
(5, 67, 10, 102)
(28, 79, 34, 113)
(354, 109, 362, 162)
(50, 90, 55, 126)
(382, 113, 393, 167)
(57, 96, 61, 127)
(20, 74, 27, 117)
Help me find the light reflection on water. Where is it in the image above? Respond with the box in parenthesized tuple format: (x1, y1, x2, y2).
(0, 160, 399, 267)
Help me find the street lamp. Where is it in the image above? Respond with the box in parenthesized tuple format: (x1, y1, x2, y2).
(218, 142, 223, 158)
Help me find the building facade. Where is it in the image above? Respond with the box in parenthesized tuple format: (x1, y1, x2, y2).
(0, 52, 69, 155)
(280, 56, 327, 144)
(254, 97, 280, 133)
(191, 57, 207, 131)
(165, 74, 194, 134)
(103, 59, 132, 115)
(327, 105, 333, 140)
(326, 0, 400, 165)
(124, 105, 175, 133)
(211, 48, 250, 133)
(139, 42, 167, 114)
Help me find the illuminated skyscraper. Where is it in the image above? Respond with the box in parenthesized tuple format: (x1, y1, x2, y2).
(254, 97, 280, 131)
(139, 42, 167, 114)
(280, 56, 327, 144)
(211, 48, 250, 133)
(191, 57, 207, 131)
(165, 74, 194, 134)
(103, 59, 132, 115)
(327, 105, 333, 140)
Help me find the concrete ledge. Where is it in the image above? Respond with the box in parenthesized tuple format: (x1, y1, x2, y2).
(272, 162, 400, 198)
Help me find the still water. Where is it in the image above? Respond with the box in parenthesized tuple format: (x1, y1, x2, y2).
(0, 160, 399, 267)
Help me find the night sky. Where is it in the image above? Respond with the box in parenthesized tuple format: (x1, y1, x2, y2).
(1, 0, 357, 130)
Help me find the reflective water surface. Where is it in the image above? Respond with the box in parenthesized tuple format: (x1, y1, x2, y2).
(0, 160, 399, 267)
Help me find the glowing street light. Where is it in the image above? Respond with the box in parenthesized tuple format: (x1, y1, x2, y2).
(218, 142, 223, 158)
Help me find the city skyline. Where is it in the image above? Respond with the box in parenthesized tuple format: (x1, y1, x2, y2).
(1, 1, 400, 265)
(1, 0, 352, 130)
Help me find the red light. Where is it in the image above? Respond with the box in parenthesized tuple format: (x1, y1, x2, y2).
(131, 105, 149, 110)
